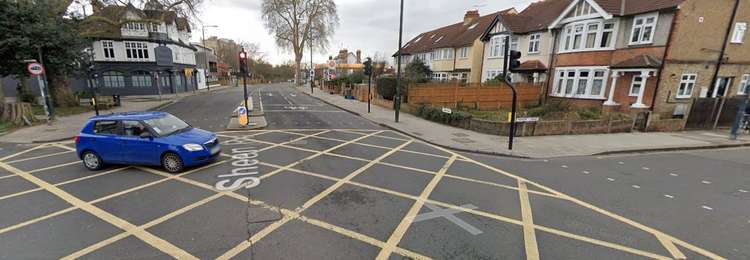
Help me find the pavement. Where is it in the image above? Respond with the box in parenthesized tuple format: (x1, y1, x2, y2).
(300, 86, 750, 158)
(0, 83, 746, 260)
(0, 87, 231, 144)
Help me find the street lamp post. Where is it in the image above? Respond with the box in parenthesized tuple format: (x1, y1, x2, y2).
(395, 0, 405, 123)
(201, 25, 218, 92)
(310, 40, 314, 94)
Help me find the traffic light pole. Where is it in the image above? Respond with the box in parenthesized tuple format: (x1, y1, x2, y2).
(503, 35, 518, 150)
(242, 72, 249, 124)
(368, 72, 372, 113)
(310, 42, 314, 94)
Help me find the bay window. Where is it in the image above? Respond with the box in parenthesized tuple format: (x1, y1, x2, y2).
(552, 67, 608, 99)
(560, 20, 617, 52)
(630, 13, 658, 45)
(489, 36, 503, 58)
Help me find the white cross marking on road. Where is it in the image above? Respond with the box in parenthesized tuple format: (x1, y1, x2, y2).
(413, 203, 483, 235)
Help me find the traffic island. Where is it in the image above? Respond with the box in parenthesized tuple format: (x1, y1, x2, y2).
(225, 116, 267, 130)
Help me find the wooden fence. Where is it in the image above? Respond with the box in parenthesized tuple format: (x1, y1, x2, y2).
(407, 82, 543, 110)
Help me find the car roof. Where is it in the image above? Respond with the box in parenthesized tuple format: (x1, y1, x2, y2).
(90, 111, 169, 121)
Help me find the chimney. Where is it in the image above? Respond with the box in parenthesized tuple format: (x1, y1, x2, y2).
(464, 10, 480, 26)
(356, 50, 362, 64)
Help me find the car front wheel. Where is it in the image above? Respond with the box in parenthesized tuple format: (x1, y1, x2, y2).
(82, 151, 104, 171)
(162, 152, 184, 173)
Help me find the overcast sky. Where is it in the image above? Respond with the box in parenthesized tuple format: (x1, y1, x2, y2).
(191, 0, 537, 65)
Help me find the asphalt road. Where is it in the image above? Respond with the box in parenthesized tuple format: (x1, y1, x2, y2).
(0, 83, 746, 260)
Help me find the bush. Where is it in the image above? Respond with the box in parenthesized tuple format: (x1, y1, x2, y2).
(415, 104, 472, 126)
(377, 77, 397, 99)
(577, 107, 603, 120)
(526, 100, 571, 119)
(350, 72, 365, 84)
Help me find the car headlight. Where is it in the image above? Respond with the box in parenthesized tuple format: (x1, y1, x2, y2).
(182, 144, 204, 151)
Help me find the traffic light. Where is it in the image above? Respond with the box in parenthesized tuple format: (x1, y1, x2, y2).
(509, 50, 522, 71)
(238, 49, 248, 74)
(363, 58, 373, 76)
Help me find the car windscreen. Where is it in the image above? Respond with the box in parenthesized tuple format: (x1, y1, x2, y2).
(143, 114, 190, 136)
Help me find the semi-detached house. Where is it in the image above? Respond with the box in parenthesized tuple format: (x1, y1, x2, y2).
(395, 9, 516, 83)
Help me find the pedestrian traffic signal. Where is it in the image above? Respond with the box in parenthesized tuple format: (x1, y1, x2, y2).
(509, 50, 522, 71)
(363, 58, 373, 76)
(239, 49, 248, 74)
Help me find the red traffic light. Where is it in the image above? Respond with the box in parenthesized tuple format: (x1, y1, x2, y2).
(239, 51, 247, 60)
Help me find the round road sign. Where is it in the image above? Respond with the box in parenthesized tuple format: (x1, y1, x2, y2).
(27, 63, 45, 76)
(327, 59, 337, 69)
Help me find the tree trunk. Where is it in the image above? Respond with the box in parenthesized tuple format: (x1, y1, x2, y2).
(47, 73, 77, 107)
(294, 55, 303, 86)
(0, 78, 6, 105)
(1, 103, 35, 126)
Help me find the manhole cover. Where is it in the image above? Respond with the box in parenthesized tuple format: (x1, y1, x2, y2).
(452, 133, 469, 137)
(451, 138, 475, 144)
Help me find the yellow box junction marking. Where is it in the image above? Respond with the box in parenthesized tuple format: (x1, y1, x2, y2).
(518, 181, 540, 260)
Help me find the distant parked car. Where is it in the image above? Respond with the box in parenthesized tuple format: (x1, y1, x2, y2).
(75, 112, 220, 173)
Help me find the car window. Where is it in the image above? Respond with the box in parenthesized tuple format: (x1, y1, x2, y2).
(122, 121, 147, 137)
(93, 120, 121, 135)
(143, 114, 190, 136)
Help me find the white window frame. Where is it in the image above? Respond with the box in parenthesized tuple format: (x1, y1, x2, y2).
(551, 66, 609, 99)
(432, 72, 448, 81)
(124, 42, 149, 61)
(629, 76, 644, 96)
(102, 71, 125, 88)
(458, 47, 470, 59)
(486, 70, 502, 81)
(124, 22, 145, 31)
(528, 33, 541, 53)
(731, 22, 747, 44)
(489, 35, 504, 58)
(676, 73, 697, 99)
(559, 19, 618, 53)
(101, 41, 115, 60)
(738, 74, 749, 95)
(629, 13, 658, 45)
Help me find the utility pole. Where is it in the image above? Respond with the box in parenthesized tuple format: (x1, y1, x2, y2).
(310, 41, 314, 94)
(394, 0, 405, 122)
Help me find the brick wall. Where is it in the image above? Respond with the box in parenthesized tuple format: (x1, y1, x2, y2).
(407, 82, 542, 110)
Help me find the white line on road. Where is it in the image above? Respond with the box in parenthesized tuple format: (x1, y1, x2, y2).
(669, 173, 679, 177)
(702, 205, 714, 211)
(582, 171, 590, 174)
(701, 180, 712, 184)
(618, 161, 625, 165)
(738, 189, 748, 193)
(642, 167, 650, 170)
(561, 165, 568, 168)
(607, 178, 615, 182)
(632, 185, 641, 189)
(664, 194, 675, 199)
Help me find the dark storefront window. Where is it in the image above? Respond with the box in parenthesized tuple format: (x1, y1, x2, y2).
(131, 71, 152, 87)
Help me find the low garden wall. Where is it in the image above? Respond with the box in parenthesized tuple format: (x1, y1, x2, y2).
(466, 118, 634, 137)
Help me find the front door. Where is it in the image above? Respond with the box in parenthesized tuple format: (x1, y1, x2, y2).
(120, 120, 159, 164)
(712, 77, 732, 97)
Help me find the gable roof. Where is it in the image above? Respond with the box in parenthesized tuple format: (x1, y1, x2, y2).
(396, 8, 516, 56)
(593, 0, 684, 16)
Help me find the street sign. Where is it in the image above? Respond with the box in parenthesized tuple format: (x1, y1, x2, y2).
(442, 107, 453, 114)
(310, 69, 315, 78)
(238, 106, 248, 126)
(516, 117, 540, 123)
(327, 59, 337, 69)
(155, 46, 174, 67)
(27, 63, 44, 76)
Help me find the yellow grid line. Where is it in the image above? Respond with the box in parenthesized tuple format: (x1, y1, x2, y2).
(518, 181, 540, 260)
(0, 167, 130, 202)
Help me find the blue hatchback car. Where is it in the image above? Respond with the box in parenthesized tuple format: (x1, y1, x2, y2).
(75, 112, 221, 173)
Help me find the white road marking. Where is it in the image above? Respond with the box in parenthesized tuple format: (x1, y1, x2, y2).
(701, 205, 713, 211)
(542, 159, 549, 162)
(413, 203, 482, 235)
(701, 180, 712, 184)
(632, 185, 641, 189)
(664, 194, 675, 199)
(618, 162, 625, 165)
(582, 171, 591, 174)
(607, 178, 615, 182)
(669, 173, 679, 177)
(642, 167, 650, 170)
(561, 165, 568, 168)
(738, 189, 748, 193)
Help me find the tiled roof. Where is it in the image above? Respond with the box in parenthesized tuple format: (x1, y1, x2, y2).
(592, 0, 684, 16)
(397, 8, 516, 56)
(515, 60, 548, 71)
(504, 0, 573, 33)
(610, 54, 662, 68)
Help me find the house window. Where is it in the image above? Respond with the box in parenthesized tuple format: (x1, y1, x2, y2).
(487, 70, 502, 81)
(528, 33, 541, 53)
(124, 22, 145, 31)
(458, 47, 469, 59)
(676, 74, 697, 98)
(731, 22, 747, 43)
(131, 71, 152, 87)
(630, 13, 658, 45)
(552, 67, 609, 99)
(125, 42, 149, 60)
(561, 20, 616, 52)
(629, 76, 644, 96)
(101, 41, 115, 59)
(738, 74, 749, 95)
(510, 36, 519, 51)
(432, 72, 448, 81)
(102, 71, 125, 88)
(433, 48, 453, 60)
(489, 36, 504, 58)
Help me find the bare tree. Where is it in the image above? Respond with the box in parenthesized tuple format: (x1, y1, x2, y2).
(261, 0, 338, 85)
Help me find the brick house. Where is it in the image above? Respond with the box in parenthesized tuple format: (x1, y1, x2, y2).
(546, 0, 683, 112)
(395, 9, 516, 83)
(479, 0, 572, 84)
(651, 0, 749, 128)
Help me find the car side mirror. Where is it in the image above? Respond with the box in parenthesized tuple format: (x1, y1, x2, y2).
(139, 132, 152, 138)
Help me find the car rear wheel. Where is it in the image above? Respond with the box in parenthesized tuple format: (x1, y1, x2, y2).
(82, 151, 104, 171)
(162, 153, 184, 173)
